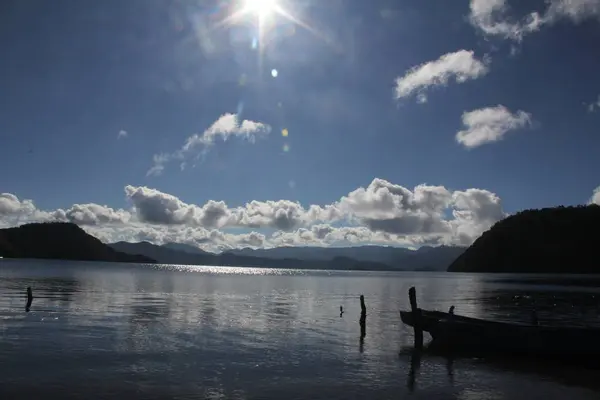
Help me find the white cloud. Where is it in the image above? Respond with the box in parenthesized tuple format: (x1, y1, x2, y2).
(124, 185, 341, 231)
(469, 0, 600, 41)
(450, 189, 505, 245)
(118, 130, 128, 139)
(147, 113, 271, 176)
(587, 95, 600, 112)
(394, 50, 489, 102)
(0, 194, 131, 228)
(125, 185, 202, 225)
(337, 179, 453, 236)
(0, 193, 58, 227)
(468, 0, 542, 40)
(0, 193, 36, 216)
(60, 204, 131, 225)
(455, 105, 532, 148)
(590, 187, 600, 205)
(121, 179, 506, 248)
(181, 113, 269, 152)
(86, 223, 268, 252)
(545, 0, 600, 22)
(269, 224, 406, 248)
(0, 179, 528, 251)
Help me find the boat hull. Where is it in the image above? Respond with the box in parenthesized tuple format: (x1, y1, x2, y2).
(400, 309, 600, 365)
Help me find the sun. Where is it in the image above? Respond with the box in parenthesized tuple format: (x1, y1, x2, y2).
(222, 0, 314, 37)
(217, 0, 319, 58)
(243, 0, 278, 19)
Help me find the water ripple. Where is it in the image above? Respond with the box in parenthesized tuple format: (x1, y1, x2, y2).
(1, 260, 600, 398)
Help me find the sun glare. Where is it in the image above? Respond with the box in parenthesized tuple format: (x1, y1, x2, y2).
(244, 0, 277, 19)
(217, 0, 320, 64)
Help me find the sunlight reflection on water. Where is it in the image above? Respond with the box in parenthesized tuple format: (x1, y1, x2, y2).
(147, 264, 316, 275)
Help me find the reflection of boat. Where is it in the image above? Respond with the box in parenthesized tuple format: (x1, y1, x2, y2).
(400, 309, 600, 366)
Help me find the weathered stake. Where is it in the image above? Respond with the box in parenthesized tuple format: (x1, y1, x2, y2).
(531, 309, 538, 326)
(409, 287, 423, 349)
(360, 295, 366, 318)
(359, 295, 366, 352)
(26, 286, 33, 312)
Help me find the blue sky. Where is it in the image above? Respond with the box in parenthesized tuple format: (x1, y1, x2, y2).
(1, 0, 600, 251)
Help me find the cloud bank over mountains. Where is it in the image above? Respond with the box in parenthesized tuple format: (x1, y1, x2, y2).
(1, 179, 511, 252)
(2, 181, 598, 253)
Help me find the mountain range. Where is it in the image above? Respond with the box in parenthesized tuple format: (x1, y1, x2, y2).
(109, 241, 466, 271)
(0, 221, 466, 271)
(4, 204, 599, 274)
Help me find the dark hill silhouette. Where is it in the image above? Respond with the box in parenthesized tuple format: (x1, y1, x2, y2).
(448, 205, 600, 273)
(0, 222, 153, 263)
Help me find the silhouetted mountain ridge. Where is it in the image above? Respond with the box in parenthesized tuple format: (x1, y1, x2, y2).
(0, 222, 153, 263)
(109, 241, 394, 270)
(162, 242, 210, 255)
(224, 245, 413, 263)
(448, 205, 600, 273)
(109, 241, 465, 271)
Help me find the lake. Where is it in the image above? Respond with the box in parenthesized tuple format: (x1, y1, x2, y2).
(2, 259, 600, 399)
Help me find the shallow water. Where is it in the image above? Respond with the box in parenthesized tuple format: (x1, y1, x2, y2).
(1, 259, 600, 399)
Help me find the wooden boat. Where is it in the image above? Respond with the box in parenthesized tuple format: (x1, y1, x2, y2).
(400, 309, 600, 366)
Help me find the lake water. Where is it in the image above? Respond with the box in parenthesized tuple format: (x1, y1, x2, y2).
(2, 259, 600, 399)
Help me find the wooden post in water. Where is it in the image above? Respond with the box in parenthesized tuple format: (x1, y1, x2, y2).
(359, 295, 366, 352)
(360, 295, 366, 318)
(26, 286, 33, 312)
(531, 309, 538, 326)
(409, 287, 423, 349)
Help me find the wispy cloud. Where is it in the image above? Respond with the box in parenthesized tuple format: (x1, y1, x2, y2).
(146, 154, 170, 177)
(587, 95, 600, 112)
(455, 105, 532, 148)
(117, 129, 128, 139)
(469, 0, 543, 41)
(180, 113, 270, 153)
(394, 50, 489, 103)
(469, 0, 600, 41)
(545, 0, 600, 23)
(147, 113, 271, 176)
